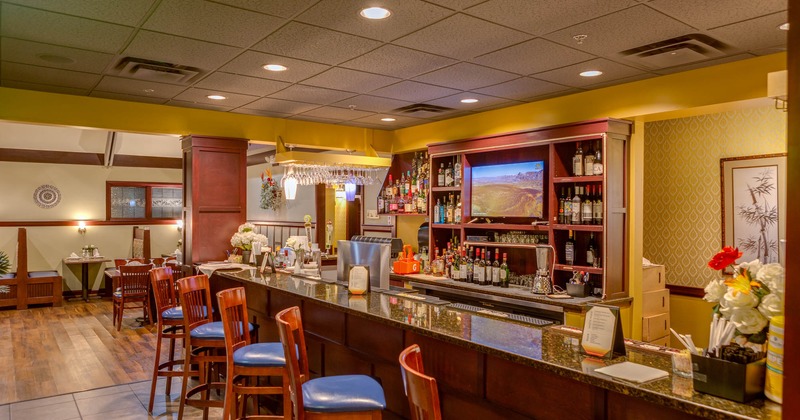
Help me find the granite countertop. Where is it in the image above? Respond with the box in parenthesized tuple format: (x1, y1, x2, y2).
(217, 269, 778, 420)
(391, 273, 633, 313)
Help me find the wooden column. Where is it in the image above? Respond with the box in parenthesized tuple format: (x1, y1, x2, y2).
(182, 135, 248, 263)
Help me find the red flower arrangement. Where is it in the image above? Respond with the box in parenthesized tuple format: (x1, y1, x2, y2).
(707, 246, 743, 271)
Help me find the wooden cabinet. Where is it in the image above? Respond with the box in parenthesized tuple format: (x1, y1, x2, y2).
(426, 119, 631, 299)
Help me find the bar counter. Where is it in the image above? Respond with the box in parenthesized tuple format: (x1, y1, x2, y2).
(211, 269, 778, 420)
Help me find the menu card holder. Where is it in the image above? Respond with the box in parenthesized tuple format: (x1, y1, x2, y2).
(348, 265, 370, 295)
(580, 304, 626, 359)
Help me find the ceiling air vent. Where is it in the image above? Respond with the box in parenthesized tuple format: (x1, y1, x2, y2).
(619, 34, 732, 70)
(392, 103, 454, 114)
(114, 57, 201, 84)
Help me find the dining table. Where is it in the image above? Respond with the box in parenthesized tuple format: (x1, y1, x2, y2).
(63, 256, 111, 301)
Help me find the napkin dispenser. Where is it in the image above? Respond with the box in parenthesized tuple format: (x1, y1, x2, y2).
(393, 245, 420, 274)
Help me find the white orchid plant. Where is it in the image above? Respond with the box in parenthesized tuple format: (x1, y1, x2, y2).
(703, 246, 784, 345)
(230, 223, 268, 251)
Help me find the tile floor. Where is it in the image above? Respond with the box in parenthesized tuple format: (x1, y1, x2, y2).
(0, 378, 223, 420)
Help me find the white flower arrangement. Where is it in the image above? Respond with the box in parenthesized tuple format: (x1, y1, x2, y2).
(230, 223, 268, 251)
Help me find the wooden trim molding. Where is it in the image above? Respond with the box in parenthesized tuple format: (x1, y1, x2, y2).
(0, 220, 178, 227)
(665, 284, 705, 298)
(0, 148, 181, 168)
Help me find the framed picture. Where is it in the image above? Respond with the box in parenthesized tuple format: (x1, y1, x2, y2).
(721, 153, 787, 269)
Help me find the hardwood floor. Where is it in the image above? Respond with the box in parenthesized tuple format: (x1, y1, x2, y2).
(0, 300, 168, 405)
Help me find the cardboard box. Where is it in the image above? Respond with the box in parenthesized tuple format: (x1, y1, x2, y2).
(642, 313, 669, 341)
(691, 354, 765, 402)
(642, 264, 666, 292)
(647, 336, 670, 347)
(642, 288, 670, 317)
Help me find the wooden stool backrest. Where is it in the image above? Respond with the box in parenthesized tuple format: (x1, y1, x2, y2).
(399, 344, 442, 420)
(275, 306, 310, 419)
(151, 258, 165, 267)
(118, 264, 152, 297)
(177, 275, 213, 332)
(150, 267, 177, 322)
(217, 287, 250, 358)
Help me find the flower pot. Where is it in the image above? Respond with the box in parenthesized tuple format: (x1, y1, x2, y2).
(241, 250, 251, 265)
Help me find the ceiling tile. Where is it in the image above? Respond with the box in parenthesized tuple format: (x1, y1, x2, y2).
(231, 108, 293, 118)
(648, 0, 786, 30)
(296, 0, 453, 42)
(195, 72, 290, 96)
(544, 5, 695, 57)
(253, 22, 381, 65)
(474, 77, 569, 100)
(413, 62, 518, 90)
(94, 75, 188, 98)
(0, 37, 115, 73)
(472, 38, 594, 75)
(220, 51, 329, 83)
(369, 80, 460, 102)
(172, 88, 260, 107)
(350, 114, 426, 128)
(90, 90, 169, 104)
(653, 53, 755, 75)
(302, 67, 400, 94)
(298, 106, 374, 121)
(340, 44, 457, 79)
(1, 79, 89, 96)
(269, 84, 356, 105)
(243, 97, 320, 114)
(165, 99, 236, 112)
(426, 0, 489, 11)
(582, 73, 656, 89)
(143, 0, 285, 48)
(123, 31, 241, 71)
(0, 62, 101, 89)
(465, 0, 634, 36)
(0, 3, 134, 53)
(211, 0, 319, 18)
(531, 58, 646, 88)
(709, 12, 787, 53)
(289, 114, 346, 124)
(425, 92, 520, 110)
(393, 13, 531, 60)
(331, 95, 413, 113)
(2, 0, 155, 25)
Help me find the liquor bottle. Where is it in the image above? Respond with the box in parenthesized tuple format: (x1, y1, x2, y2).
(492, 248, 501, 287)
(405, 171, 412, 196)
(593, 141, 603, 175)
(571, 186, 582, 225)
(485, 250, 493, 286)
(420, 246, 429, 274)
(564, 188, 572, 224)
(377, 192, 385, 214)
(584, 142, 595, 176)
(445, 160, 454, 186)
(500, 253, 509, 288)
(558, 188, 566, 224)
(466, 247, 475, 283)
(459, 248, 467, 281)
(452, 246, 460, 280)
(397, 194, 405, 214)
(454, 195, 462, 224)
(582, 185, 593, 224)
(477, 249, 486, 285)
(432, 248, 443, 276)
(438, 163, 445, 186)
(446, 194, 454, 223)
(405, 193, 413, 213)
(433, 199, 441, 223)
(593, 185, 603, 225)
(573, 142, 584, 176)
(586, 233, 597, 268)
(454, 155, 462, 187)
(445, 242, 453, 278)
(419, 190, 427, 214)
(439, 197, 446, 224)
(565, 230, 576, 266)
(395, 178, 401, 198)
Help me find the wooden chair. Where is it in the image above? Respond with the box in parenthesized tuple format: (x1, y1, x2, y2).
(147, 266, 185, 413)
(218, 287, 289, 419)
(275, 306, 385, 419)
(112, 264, 152, 331)
(399, 345, 442, 420)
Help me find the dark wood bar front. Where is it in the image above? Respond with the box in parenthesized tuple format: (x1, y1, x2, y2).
(210, 270, 774, 420)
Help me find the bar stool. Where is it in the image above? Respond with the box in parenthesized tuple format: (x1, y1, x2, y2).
(177, 275, 254, 420)
(218, 287, 290, 419)
(399, 344, 442, 420)
(147, 266, 185, 413)
(275, 306, 386, 419)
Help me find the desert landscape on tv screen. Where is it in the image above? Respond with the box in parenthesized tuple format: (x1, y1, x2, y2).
(471, 161, 544, 218)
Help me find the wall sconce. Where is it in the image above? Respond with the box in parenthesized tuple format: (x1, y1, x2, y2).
(344, 182, 356, 202)
(78, 221, 87, 235)
(176, 220, 183, 232)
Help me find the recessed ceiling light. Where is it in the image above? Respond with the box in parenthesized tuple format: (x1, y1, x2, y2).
(36, 53, 76, 64)
(579, 70, 603, 77)
(460, 98, 479, 104)
(779, 23, 789, 31)
(380, 117, 396, 122)
(207, 94, 227, 100)
(263, 64, 287, 72)
(143, 89, 155, 93)
(360, 7, 391, 19)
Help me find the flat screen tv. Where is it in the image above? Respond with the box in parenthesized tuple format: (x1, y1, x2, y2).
(470, 161, 545, 218)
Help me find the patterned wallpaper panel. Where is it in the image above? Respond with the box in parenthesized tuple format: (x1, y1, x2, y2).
(643, 106, 786, 288)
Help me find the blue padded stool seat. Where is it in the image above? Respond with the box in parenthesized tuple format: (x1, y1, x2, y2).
(233, 342, 286, 368)
(190, 321, 254, 340)
(161, 306, 209, 320)
(0, 273, 16, 279)
(27, 270, 59, 278)
(301, 375, 386, 413)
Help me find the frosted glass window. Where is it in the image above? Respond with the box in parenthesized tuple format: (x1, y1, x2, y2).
(111, 186, 146, 219)
(151, 187, 182, 219)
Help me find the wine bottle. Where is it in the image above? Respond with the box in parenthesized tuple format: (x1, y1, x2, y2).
(459, 248, 467, 281)
(438, 163, 445, 186)
(378, 192, 385, 214)
(587, 233, 597, 267)
(445, 242, 453, 278)
(398, 194, 405, 214)
(433, 199, 441, 223)
(582, 185, 592, 224)
(485, 250, 493, 286)
(500, 253, 509, 288)
(477, 249, 486, 286)
(593, 185, 603, 225)
(584, 142, 595, 176)
(558, 187, 566, 224)
(565, 230, 576, 266)
(571, 187, 581, 225)
(573, 142, 584, 176)
(454, 155, 462, 187)
(593, 141, 603, 175)
(564, 188, 572, 225)
(466, 247, 474, 283)
(492, 248, 501, 287)
(452, 246, 461, 280)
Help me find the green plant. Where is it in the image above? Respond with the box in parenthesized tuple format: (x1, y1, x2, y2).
(0, 251, 10, 276)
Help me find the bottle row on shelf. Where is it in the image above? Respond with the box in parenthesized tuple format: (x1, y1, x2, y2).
(378, 151, 429, 215)
(433, 193, 462, 224)
(571, 141, 603, 177)
(558, 184, 603, 225)
(563, 230, 601, 268)
(420, 243, 511, 288)
(436, 155, 462, 188)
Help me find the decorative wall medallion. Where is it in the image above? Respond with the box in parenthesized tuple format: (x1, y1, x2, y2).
(33, 184, 61, 209)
